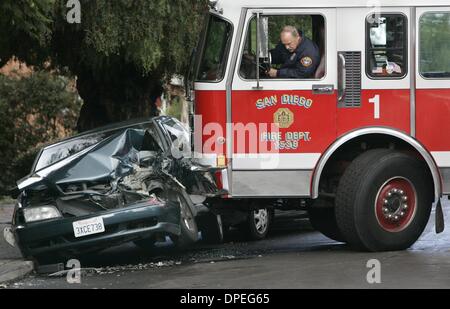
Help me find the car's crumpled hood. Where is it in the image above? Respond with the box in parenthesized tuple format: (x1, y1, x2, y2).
(17, 119, 224, 218)
(47, 129, 148, 185)
(18, 128, 154, 191)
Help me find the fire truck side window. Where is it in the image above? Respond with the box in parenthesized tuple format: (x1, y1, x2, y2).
(196, 15, 233, 82)
(366, 14, 408, 79)
(419, 12, 450, 79)
(239, 15, 325, 80)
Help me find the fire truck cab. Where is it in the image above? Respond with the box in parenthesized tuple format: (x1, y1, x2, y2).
(187, 0, 450, 251)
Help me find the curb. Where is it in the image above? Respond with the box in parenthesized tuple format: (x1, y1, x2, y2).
(0, 260, 34, 285)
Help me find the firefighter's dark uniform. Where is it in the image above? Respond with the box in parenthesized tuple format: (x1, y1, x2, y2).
(270, 36, 320, 78)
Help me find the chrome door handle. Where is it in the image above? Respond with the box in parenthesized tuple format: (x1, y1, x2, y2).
(313, 84, 335, 95)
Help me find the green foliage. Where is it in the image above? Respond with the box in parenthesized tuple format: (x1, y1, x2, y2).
(0, 0, 54, 66)
(0, 1, 209, 189)
(268, 15, 313, 49)
(84, 0, 206, 76)
(0, 71, 82, 193)
(0, 0, 208, 77)
(247, 15, 313, 54)
(0, 0, 208, 131)
(166, 96, 184, 120)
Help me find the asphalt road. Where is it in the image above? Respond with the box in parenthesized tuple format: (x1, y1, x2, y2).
(3, 200, 450, 289)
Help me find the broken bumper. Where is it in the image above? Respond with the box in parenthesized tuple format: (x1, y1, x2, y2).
(13, 199, 180, 258)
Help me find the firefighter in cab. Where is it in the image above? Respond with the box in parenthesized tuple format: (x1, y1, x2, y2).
(267, 26, 320, 79)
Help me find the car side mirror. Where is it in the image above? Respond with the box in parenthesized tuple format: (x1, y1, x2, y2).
(254, 14, 269, 89)
(258, 16, 269, 59)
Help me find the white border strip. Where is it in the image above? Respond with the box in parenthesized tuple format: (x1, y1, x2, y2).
(431, 152, 450, 168)
(232, 153, 321, 170)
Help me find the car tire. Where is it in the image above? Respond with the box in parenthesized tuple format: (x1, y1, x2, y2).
(335, 149, 433, 252)
(308, 199, 345, 242)
(241, 208, 272, 241)
(170, 193, 198, 249)
(198, 213, 224, 244)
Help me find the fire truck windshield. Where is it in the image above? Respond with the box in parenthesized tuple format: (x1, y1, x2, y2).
(196, 14, 233, 82)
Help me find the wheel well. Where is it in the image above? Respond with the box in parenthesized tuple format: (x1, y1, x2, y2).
(317, 134, 436, 201)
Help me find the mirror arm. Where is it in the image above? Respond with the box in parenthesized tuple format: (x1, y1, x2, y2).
(254, 12, 262, 90)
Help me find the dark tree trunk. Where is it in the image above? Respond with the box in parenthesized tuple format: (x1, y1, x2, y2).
(75, 64, 164, 132)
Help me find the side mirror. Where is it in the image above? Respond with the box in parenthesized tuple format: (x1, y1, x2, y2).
(258, 17, 269, 59)
(254, 13, 269, 89)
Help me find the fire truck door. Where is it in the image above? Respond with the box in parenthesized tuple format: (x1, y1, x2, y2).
(229, 9, 337, 197)
(415, 7, 450, 195)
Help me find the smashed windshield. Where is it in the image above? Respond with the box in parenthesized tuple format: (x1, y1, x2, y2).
(33, 121, 156, 173)
(34, 134, 108, 172)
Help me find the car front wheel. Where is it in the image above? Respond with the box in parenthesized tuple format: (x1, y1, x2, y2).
(241, 208, 272, 241)
(170, 193, 199, 249)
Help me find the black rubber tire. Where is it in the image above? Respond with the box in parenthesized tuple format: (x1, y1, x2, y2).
(170, 193, 198, 250)
(241, 208, 272, 241)
(308, 199, 345, 242)
(335, 149, 433, 252)
(198, 213, 224, 244)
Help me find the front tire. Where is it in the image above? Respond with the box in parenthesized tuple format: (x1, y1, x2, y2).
(335, 149, 433, 252)
(170, 193, 198, 249)
(241, 208, 272, 241)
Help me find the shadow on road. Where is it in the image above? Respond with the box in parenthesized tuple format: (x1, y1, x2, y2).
(74, 211, 346, 269)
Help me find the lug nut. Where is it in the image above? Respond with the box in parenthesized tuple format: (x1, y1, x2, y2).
(383, 207, 389, 213)
(400, 212, 405, 217)
(403, 204, 409, 210)
(394, 215, 399, 221)
(399, 190, 404, 195)
(383, 199, 389, 205)
(402, 196, 408, 202)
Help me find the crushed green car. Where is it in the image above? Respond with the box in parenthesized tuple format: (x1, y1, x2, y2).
(5, 116, 224, 265)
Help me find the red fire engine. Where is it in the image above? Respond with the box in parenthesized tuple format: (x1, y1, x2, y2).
(186, 0, 450, 251)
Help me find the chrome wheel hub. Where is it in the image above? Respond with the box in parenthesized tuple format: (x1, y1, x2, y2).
(382, 188, 409, 223)
(253, 209, 269, 234)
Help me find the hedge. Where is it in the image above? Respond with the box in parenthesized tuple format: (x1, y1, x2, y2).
(0, 71, 82, 194)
